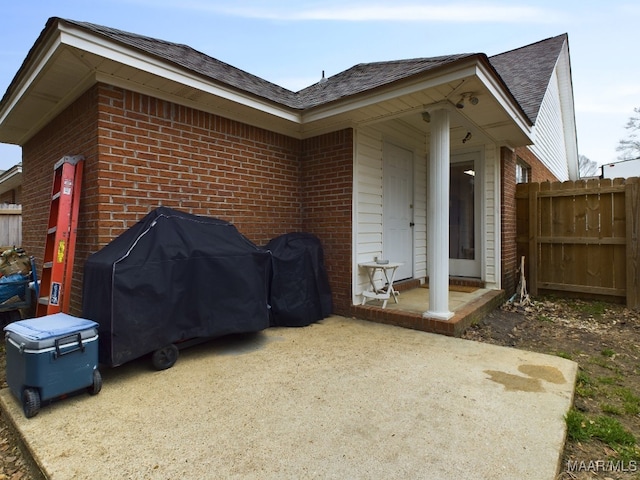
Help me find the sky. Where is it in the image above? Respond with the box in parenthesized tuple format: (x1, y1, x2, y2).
(1, 0, 639, 172)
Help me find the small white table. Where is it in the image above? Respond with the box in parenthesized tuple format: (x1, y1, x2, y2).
(359, 261, 403, 308)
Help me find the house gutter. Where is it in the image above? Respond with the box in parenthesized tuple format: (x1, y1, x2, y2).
(0, 163, 22, 196)
(300, 55, 534, 143)
(0, 17, 534, 146)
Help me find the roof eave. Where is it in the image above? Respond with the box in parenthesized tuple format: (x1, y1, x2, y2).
(300, 55, 534, 144)
(0, 19, 305, 145)
(0, 19, 535, 146)
(0, 163, 22, 196)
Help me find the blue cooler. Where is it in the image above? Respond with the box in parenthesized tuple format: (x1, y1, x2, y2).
(4, 313, 102, 418)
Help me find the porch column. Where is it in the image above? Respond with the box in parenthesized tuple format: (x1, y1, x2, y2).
(425, 108, 454, 320)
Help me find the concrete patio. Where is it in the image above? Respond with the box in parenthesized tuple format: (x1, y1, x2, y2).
(1, 316, 576, 479)
(352, 279, 505, 336)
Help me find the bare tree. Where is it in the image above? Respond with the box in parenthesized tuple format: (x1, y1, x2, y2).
(578, 154, 599, 177)
(616, 107, 640, 161)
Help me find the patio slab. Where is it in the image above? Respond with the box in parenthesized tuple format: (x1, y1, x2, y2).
(352, 286, 505, 336)
(1, 316, 576, 479)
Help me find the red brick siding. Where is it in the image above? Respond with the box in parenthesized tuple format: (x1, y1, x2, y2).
(301, 130, 354, 315)
(95, 85, 303, 245)
(21, 83, 355, 316)
(500, 147, 517, 295)
(515, 146, 557, 184)
(500, 146, 559, 295)
(22, 86, 99, 312)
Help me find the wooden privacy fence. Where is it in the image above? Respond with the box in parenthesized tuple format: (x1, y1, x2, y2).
(516, 177, 640, 309)
(0, 204, 22, 247)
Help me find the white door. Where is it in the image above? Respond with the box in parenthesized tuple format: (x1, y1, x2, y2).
(449, 152, 481, 277)
(383, 143, 413, 280)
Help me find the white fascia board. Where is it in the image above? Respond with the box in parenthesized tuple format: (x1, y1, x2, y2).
(58, 25, 302, 124)
(476, 63, 533, 141)
(556, 42, 579, 180)
(301, 64, 479, 124)
(0, 35, 62, 126)
(0, 164, 22, 195)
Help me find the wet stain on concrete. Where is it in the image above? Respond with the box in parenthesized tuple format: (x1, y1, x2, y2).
(484, 370, 544, 392)
(518, 364, 566, 384)
(485, 364, 568, 392)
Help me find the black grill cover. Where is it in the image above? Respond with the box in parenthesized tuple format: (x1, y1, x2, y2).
(82, 207, 271, 367)
(266, 232, 332, 327)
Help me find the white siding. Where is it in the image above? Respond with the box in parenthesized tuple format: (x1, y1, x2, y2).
(481, 144, 499, 288)
(354, 128, 384, 298)
(530, 67, 571, 181)
(354, 123, 427, 301)
(353, 123, 501, 303)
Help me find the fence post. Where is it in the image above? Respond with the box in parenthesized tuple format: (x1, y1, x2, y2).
(626, 177, 639, 310)
(528, 183, 539, 296)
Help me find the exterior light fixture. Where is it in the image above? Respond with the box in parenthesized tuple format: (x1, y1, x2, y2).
(456, 93, 479, 109)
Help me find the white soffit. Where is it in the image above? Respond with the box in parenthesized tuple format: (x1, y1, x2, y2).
(302, 63, 480, 124)
(0, 35, 62, 128)
(476, 62, 533, 139)
(58, 25, 302, 124)
(1, 20, 534, 146)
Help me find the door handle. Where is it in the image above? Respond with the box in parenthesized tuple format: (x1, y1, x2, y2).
(409, 222, 415, 227)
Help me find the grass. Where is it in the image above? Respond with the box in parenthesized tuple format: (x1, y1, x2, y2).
(565, 330, 640, 463)
(601, 348, 616, 358)
(566, 408, 635, 446)
(555, 351, 573, 360)
(537, 314, 554, 323)
(575, 370, 597, 398)
(570, 300, 608, 316)
(597, 375, 621, 385)
(600, 403, 623, 415)
(616, 387, 640, 415)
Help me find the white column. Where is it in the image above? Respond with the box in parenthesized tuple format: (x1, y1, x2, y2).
(424, 108, 454, 320)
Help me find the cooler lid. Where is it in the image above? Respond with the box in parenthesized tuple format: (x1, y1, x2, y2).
(3, 313, 98, 341)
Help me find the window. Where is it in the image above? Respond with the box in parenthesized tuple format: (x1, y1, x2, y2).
(516, 158, 531, 183)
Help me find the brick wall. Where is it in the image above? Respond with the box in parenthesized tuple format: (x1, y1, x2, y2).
(22, 83, 355, 316)
(500, 147, 517, 295)
(94, 85, 303, 245)
(301, 130, 354, 315)
(500, 146, 559, 295)
(22, 86, 99, 312)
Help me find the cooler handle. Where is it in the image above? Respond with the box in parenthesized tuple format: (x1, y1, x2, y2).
(54, 333, 85, 359)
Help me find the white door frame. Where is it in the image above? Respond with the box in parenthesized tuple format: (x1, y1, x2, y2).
(449, 150, 482, 278)
(383, 142, 414, 281)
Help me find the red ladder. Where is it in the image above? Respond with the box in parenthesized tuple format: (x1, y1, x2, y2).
(36, 155, 84, 316)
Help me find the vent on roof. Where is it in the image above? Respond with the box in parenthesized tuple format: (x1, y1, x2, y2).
(319, 70, 328, 84)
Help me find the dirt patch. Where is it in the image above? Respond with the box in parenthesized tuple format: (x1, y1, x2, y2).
(464, 297, 640, 480)
(0, 343, 41, 480)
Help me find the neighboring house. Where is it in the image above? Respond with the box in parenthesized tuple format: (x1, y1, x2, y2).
(0, 163, 22, 247)
(0, 18, 578, 319)
(601, 158, 640, 179)
(0, 163, 22, 204)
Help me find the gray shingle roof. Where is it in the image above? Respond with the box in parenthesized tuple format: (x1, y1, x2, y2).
(62, 18, 304, 108)
(297, 55, 477, 109)
(64, 18, 480, 111)
(489, 34, 568, 123)
(9, 18, 567, 122)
